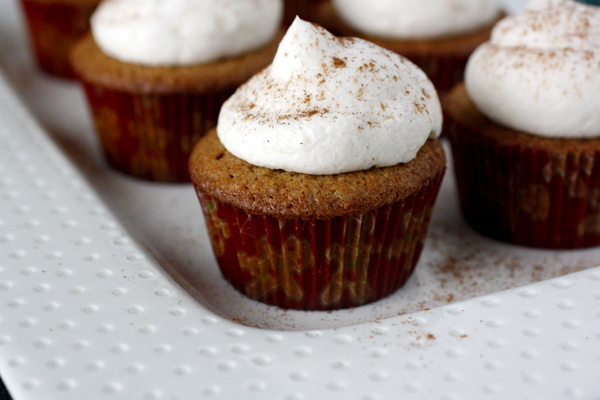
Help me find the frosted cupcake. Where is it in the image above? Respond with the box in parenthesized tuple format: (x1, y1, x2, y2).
(315, 0, 503, 93)
(189, 18, 446, 310)
(445, 0, 600, 248)
(70, 0, 283, 182)
(20, 0, 102, 78)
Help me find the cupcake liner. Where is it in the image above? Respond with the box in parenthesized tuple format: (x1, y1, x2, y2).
(448, 121, 600, 249)
(194, 170, 444, 310)
(81, 83, 231, 182)
(405, 53, 470, 95)
(20, 0, 99, 79)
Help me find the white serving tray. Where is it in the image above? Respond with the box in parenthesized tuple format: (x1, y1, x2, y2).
(1, 0, 600, 399)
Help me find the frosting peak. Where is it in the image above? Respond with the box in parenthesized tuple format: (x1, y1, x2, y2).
(91, 0, 283, 66)
(217, 18, 442, 175)
(465, 0, 600, 138)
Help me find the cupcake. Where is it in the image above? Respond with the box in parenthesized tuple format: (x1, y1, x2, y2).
(189, 18, 446, 310)
(70, 0, 283, 182)
(445, 0, 600, 249)
(314, 0, 503, 93)
(19, 0, 102, 78)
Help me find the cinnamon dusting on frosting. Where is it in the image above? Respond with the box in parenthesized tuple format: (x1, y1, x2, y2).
(217, 17, 442, 175)
(465, 0, 600, 138)
(332, 57, 347, 68)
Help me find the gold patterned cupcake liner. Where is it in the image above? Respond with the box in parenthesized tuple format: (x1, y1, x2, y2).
(193, 170, 444, 310)
(20, 0, 100, 78)
(81, 84, 231, 182)
(448, 121, 600, 249)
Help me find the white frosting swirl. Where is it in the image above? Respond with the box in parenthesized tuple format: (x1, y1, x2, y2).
(332, 0, 502, 39)
(90, 0, 283, 66)
(217, 18, 442, 175)
(465, 0, 600, 138)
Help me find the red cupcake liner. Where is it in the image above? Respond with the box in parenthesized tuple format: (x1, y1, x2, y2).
(20, 0, 99, 79)
(404, 53, 469, 95)
(193, 170, 444, 310)
(81, 83, 232, 182)
(448, 122, 600, 249)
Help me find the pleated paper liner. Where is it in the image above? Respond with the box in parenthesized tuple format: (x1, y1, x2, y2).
(194, 170, 445, 311)
(80, 84, 231, 182)
(397, 53, 470, 95)
(20, 0, 100, 79)
(446, 85, 600, 249)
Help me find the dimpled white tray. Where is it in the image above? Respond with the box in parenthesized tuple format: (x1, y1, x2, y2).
(1, 0, 600, 399)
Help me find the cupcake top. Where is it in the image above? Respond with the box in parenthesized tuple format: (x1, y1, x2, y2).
(465, 0, 600, 138)
(217, 18, 442, 175)
(331, 0, 502, 39)
(90, 0, 283, 66)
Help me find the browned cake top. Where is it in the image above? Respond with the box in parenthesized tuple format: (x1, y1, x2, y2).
(444, 83, 600, 151)
(190, 129, 446, 219)
(70, 32, 282, 94)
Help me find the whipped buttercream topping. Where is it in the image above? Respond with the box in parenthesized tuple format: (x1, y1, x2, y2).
(217, 18, 442, 175)
(465, 0, 600, 138)
(91, 0, 282, 66)
(333, 0, 502, 39)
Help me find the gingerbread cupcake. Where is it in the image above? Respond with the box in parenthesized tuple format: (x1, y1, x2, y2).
(20, 0, 102, 78)
(445, 0, 600, 248)
(70, 0, 283, 182)
(314, 0, 503, 93)
(189, 18, 446, 310)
